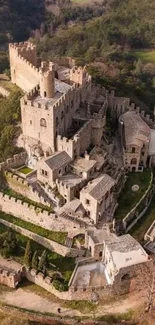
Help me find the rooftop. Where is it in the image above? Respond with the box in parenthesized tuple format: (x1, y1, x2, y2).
(58, 173, 83, 187)
(81, 174, 115, 203)
(88, 227, 117, 244)
(45, 151, 72, 171)
(122, 111, 150, 148)
(106, 234, 149, 270)
(33, 78, 72, 108)
(70, 156, 97, 173)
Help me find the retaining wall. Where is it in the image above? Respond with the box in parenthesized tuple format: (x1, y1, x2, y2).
(0, 85, 10, 97)
(0, 218, 85, 257)
(0, 152, 27, 171)
(0, 192, 83, 232)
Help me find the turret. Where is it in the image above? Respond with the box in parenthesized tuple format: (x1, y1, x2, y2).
(39, 61, 55, 98)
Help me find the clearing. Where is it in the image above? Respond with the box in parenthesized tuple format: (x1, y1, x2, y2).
(115, 169, 151, 220)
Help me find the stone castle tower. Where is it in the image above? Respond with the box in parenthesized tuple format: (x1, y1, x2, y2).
(39, 61, 55, 98)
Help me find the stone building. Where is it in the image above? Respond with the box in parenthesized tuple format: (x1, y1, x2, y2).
(0, 258, 23, 288)
(69, 231, 153, 300)
(9, 42, 107, 169)
(37, 151, 72, 185)
(80, 174, 115, 224)
(119, 111, 150, 171)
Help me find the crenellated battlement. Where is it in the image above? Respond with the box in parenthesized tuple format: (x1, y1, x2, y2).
(0, 152, 27, 171)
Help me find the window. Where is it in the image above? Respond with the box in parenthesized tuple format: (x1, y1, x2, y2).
(61, 111, 64, 119)
(44, 91, 46, 97)
(132, 147, 135, 153)
(40, 118, 47, 127)
(30, 120, 32, 125)
(142, 152, 145, 156)
(65, 105, 69, 113)
(56, 117, 59, 127)
(131, 158, 137, 165)
(59, 169, 61, 174)
(41, 169, 44, 175)
(86, 199, 90, 205)
(99, 251, 102, 257)
(45, 170, 48, 176)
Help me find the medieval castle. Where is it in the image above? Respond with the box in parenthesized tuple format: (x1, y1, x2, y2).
(0, 41, 154, 304)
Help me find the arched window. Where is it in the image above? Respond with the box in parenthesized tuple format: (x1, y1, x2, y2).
(121, 274, 130, 281)
(132, 147, 135, 153)
(40, 118, 47, 127)
(61, 111, 64, 119)
(131, 158, 137, 165)
(56, 117, 59, 127)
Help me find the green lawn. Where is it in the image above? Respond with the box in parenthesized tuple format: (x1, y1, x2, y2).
(134, 50, 155, 63)
(18, 166, 33, 174)
(130, 196, 155, 244)
(0, 211, 67, 245)
(115, 169, 151, 220)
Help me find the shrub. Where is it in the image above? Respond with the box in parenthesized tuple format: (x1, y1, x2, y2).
(53, 279, 68, 292)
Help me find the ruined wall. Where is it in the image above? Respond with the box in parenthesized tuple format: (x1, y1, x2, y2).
(0, 152, 27, 171)
(57, 135, 80, 159)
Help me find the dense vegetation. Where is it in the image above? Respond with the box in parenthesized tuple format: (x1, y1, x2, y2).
(0, 89, 24, 161)
(36, 0, 155, 110)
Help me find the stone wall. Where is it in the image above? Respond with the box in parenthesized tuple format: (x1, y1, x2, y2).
(0, 152, 27, 171)
(0, 268, 22, 288)
(0, 218, 85, 257)
(9, 42, 39, 91)
(0, 192, 83, 233)
(5, 171, 50, 207)
(0, 85, 10, 97)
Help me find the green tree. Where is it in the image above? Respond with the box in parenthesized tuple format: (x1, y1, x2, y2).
(31, 250, 38, 269)
(38, 250, 48, 274)
(2, 230, 17, 257)
(24, 240, 32, 268)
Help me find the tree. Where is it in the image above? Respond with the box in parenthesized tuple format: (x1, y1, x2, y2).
(2, 230, 17, 257)
(24, 240, 32, 268)
(32, 250, 38, 269)
(38, 250, 48, 274)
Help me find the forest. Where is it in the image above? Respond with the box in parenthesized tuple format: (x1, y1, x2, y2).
(0, 0, 155, 160)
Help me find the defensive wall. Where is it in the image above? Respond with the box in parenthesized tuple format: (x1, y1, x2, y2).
(5, 171, 51, 207)
(91, 84, 155, 128)
(0, 267, 23, 288)
(0, 152, 27, 171)
(0, 192, 84, 233)
(9, 42, 39, 91)
(0, 218, 85, 258)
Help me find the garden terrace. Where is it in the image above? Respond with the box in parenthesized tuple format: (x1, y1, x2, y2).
(129, 196, 155, 244)
(0, 212, 67, 245)
(115, 169, 151, 220)
(0, 223, 75, 282)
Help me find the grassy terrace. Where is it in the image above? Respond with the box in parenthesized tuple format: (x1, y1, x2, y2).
(130, 196, 155, 244)
(18, 166, 33, 174)
(0, 223, 75, 281)
(0, 211, 67, 245)
(2, 187, 54, 212)
(115, 169, 151, 220)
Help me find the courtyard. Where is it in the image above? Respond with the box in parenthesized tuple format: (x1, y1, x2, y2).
(115, 169, 151, 220)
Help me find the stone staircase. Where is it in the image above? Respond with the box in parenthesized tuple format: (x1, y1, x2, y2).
(30, 181, 56, 207)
